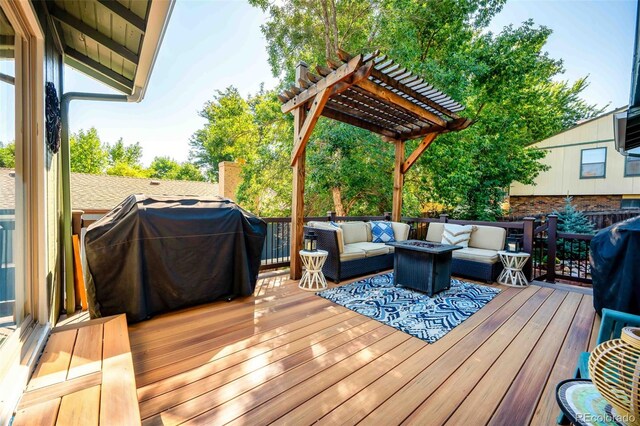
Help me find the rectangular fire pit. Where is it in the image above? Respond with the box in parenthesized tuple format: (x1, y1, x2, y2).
(386, 240, 462, 296)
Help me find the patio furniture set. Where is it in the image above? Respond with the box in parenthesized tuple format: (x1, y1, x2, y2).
(299, 220, 530, 292)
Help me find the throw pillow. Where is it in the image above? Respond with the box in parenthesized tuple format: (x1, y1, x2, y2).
(441, 224, 475, 247)
(371, 221, 396, 243)
(330, 221, 340, 228)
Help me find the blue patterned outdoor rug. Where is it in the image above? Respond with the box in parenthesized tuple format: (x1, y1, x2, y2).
(317, 273, 500, 343)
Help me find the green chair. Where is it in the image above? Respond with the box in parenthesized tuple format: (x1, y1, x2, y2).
(557, 308, 640, 424)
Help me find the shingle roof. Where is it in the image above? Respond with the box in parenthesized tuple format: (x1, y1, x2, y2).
(0, 169, 15, 211)
(0, 168, 219, 211)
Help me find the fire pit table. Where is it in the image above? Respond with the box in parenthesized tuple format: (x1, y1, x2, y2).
(386, 240, 463, 296)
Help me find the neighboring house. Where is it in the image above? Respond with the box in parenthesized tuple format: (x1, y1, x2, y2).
(509, 108, 640, 216)
(0, 1, 173, 421)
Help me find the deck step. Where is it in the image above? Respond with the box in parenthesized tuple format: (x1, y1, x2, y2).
(12, 315, 140, 425)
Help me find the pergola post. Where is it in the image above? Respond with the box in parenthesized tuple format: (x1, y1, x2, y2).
(290, 62, 309, 280)
(392, 140, 405, 222)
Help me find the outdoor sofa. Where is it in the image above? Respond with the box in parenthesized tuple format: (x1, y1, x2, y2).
(425, 222, 506, 283)
(305, 221, 410, 283)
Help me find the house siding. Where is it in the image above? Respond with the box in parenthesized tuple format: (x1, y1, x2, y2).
(34, 0, 64, 318)
(509, 109, 640, 216)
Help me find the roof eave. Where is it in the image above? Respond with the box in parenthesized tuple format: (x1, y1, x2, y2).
(129, 0, 175, 102)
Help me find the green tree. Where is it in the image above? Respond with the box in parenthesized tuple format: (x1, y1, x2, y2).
(553, 196, 595, 235)
(189, 87, 257, 181)
(106, 162, 149, 178)
(149, 156, 180, 179)
(107, 138, 143, 167)
(190, 87, 293, 215)
(70, 127, 108, 174)
(0, 142, 15, 168)
(105, 138, 146, 177)
(148, 156, 205, 181)
(249, 0, 600, 219)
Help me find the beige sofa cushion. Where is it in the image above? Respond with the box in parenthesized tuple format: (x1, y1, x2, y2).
(427, 222, 506, 252)
(426, 222, 444, 242)
(452, 247, 499, 264)
(390, 222, 410, 241)
(469, 226, 506, 251)
(339, 222, 369, 244)
(308, 221, 344, 253)
(347, 242, 389, 257)
(340, 245, 366, 261)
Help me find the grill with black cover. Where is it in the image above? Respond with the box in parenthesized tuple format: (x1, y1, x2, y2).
(84, 195, 266, 322)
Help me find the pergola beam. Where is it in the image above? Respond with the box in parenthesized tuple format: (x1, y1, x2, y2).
(356, 79, 448, 127)
(402, 132, 440, 174)
(322, 106, 402, 139)
(370, 69, 459, 119)
(281, 54, 363, 113)
(290, 88, 331, 166)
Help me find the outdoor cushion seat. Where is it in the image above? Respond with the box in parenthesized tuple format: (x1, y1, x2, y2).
(426, 222, 507, 282)
(339, 245, 366, 261)
(305, 220, 409, 282)
(347, 242, 389, 257)
(452, 247, 499, 264)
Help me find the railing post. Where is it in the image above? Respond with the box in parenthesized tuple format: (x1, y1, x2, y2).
(546, 214, 558, 283)
(327, 211, 336, 222)
(440, 214, 449, 223)
(384, 211, 392, 221)
(522, 217, 535, 281)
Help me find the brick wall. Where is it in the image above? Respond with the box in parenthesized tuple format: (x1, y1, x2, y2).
(508, 195, 622, 217)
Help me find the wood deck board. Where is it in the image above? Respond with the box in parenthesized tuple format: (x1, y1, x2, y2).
(123, 273, 598, 426)
(138, 313, 371, 418)
(13, 315, 140, 425)
(529, 294, 597, 425)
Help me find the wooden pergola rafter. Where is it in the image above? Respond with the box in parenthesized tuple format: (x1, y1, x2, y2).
(280, 49, 472, 279)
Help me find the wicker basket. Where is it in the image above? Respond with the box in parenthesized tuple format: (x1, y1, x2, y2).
(589, 327, 640, 425)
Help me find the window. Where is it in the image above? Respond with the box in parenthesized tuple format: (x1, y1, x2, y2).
(0, 8, 19, 349)
(625, 148, 640, 177)
(580, 147, 606, 179)
(621, 198, 640, 209)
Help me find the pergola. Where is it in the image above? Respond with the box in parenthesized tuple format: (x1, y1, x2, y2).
(279, 49, 472, 279)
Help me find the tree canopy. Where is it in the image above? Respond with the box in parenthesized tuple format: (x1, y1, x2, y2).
(240, 0, 600, 219)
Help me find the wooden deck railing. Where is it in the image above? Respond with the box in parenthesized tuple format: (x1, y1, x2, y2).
(74, 209, 595, 286)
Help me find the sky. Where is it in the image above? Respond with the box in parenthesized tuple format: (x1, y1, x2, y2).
(64, 0, 639, 167)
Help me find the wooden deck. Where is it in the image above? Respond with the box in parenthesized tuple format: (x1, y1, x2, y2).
(12, 315, 140, 425)
(128, 272, 599, 425)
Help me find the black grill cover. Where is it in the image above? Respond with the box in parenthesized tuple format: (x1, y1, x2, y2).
(84, 195, 266, 322)
(591, 215, 640, 315)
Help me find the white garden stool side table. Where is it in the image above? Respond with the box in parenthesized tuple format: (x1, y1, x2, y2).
(298, 250, 329, 291)
(497, 251, 531, 287)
